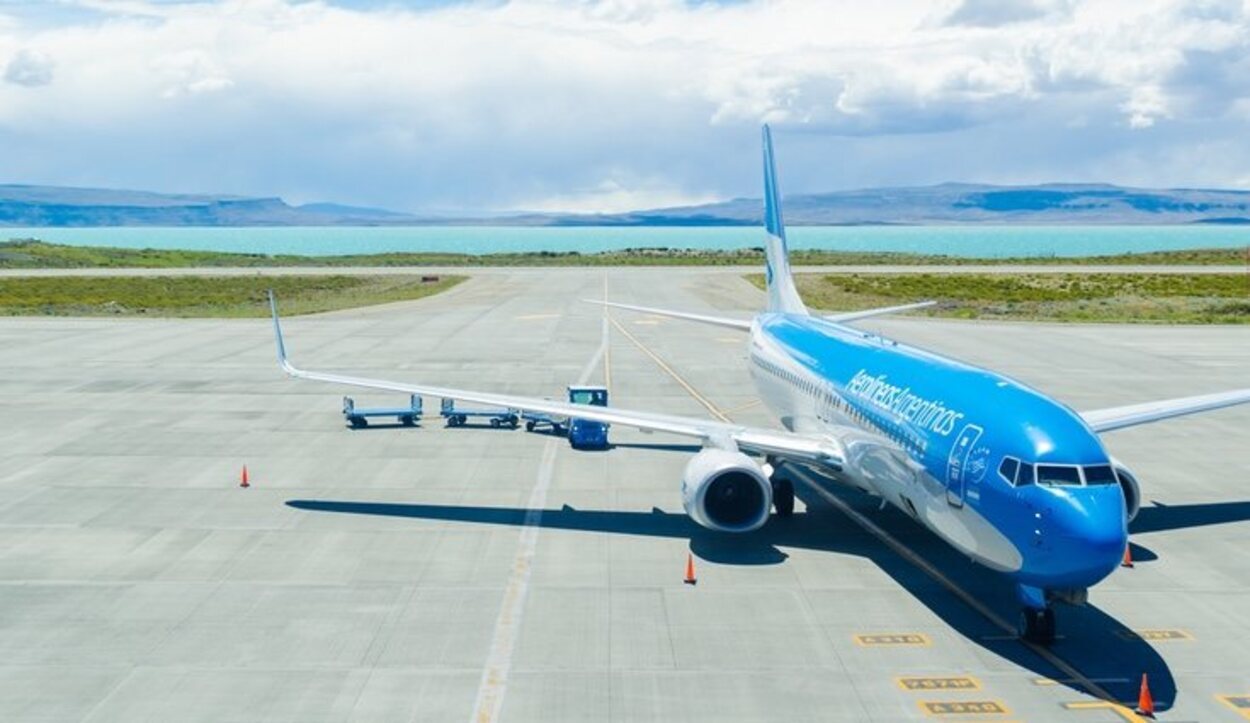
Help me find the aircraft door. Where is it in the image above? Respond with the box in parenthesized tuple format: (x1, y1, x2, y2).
(945, 423, 983, 508)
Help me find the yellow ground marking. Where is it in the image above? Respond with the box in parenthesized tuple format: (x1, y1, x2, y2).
(1114, 628, 1192, 642)
(1062, 700, 1149, 722)
(854, 633, 931, 647)
(918, 700, 1009, 717)
(514, 313, 559, 321)
(898, 676, 981, 691)
(789, 466, 1122, 707)
(632, 318, 662, 325)
(1218, 694, 1250, 719)
(721, 399, 763, 415)
(607, 315, 730, 423)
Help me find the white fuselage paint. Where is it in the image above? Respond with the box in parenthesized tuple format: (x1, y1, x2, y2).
(745, 322, 1023, 573)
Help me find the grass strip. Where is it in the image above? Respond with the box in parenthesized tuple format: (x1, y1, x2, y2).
(747, 272, 1250, 324)
(0, 274, 465, 317)
(2, 239, 1247, 268)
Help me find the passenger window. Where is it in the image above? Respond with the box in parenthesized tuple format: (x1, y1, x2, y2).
(1036, 465, 1082, 486)
(998, 457, 1019, 484)
(1017, 463, 1034, 486)
(1083, 464, 1116, 485)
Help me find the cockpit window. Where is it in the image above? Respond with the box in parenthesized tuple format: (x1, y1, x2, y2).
(1017, 462, 1034, 486)
(998, 457, 1019, 484)
(1036, 465, 1082, 486)
(1083, 464, 1116, 485)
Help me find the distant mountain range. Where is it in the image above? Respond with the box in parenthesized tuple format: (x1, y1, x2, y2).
(3, 182, 1249, 227)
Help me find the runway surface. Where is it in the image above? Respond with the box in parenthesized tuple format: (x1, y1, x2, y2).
(1, 268, 1248, 722)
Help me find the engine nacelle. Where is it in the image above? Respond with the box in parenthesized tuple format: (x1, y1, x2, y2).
(681, 449, 773, 533)
(1111, 457, 1141, 523)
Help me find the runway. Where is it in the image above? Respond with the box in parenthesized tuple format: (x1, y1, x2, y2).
(1, 267, 1247, 722)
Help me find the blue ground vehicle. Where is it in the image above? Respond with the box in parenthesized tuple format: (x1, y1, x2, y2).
(342, 395, 422, 428)
(567, 385, 609, 449)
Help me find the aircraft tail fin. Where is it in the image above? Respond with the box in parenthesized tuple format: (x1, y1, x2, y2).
(762, 125, 807, 315)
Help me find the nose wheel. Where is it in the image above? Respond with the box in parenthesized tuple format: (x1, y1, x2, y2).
(1019, 607, 1056, 645)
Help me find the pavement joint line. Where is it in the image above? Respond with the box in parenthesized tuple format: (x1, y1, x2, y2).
(469, 298, 609, 723)
(606, 314, 730, 423)
(787, 464, 1121, 707)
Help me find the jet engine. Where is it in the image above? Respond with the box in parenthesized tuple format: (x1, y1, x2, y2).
(1111, 458, 1141, 522)
(682, 449, 773, 533)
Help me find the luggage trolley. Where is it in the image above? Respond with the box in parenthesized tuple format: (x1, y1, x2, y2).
(440, 398, 520, 429)
(342, 395, 423, 428)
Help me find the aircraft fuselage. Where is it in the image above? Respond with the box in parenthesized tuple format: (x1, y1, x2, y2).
(747, 313, 1127, 598)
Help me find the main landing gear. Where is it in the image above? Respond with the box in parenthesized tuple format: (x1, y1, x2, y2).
(766, 456, 795, 517)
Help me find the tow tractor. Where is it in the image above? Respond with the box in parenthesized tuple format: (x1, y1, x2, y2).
(566, 385, 610, 449)
(342, 395, 423, 428)
(440, 398, 520, 428)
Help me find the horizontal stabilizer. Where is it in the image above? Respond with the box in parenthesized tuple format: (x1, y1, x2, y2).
(824, 300, 936, 324)
(583, 299, 751, 331)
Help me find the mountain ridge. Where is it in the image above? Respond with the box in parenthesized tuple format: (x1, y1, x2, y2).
(3, 182, 1249, 227)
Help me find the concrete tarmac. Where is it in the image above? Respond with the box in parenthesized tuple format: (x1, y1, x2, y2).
(0, 268, 1247, 722)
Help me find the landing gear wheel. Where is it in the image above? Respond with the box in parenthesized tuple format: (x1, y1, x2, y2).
(490, 418, 501, 428)
(525, 421, 536, 432)
(401, 415, 416, 427)
(1019, 607, 1056, 645)
(349, 416, 367, 429)
(772, 475, 795, 517)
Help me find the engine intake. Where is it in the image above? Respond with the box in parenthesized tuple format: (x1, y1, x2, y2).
(1111, 458, 1141, 523)
(682, 449, 772, 532)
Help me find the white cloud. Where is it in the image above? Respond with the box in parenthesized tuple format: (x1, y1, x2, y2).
(0, 0, 1248, 208)
(4, 48, 54, 86)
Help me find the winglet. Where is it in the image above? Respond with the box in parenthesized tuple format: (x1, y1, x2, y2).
(267, 291, 297, 376)
(761, 125, 807, 315)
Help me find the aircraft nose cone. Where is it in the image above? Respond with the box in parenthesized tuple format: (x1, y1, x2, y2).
(1043, 486, 1127, 588)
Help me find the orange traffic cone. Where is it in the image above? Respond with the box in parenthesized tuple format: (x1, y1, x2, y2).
(1137, 673, 1155, 717)
(683, 553, 697, 585)
(240, 465, 250, 489)
(1121, 544, 1134, 568)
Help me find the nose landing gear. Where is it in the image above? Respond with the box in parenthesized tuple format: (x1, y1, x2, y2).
(1016, 583, 1056, 644)
(1019, 607, 1056, 645)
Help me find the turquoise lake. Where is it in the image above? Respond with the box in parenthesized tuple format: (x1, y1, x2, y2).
(5, 225, 1248, 258)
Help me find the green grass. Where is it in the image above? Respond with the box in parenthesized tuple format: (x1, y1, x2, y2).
(2, 238, 1247, 268)
(747, 272, 1250, 324)
(0, 274, 466, 317)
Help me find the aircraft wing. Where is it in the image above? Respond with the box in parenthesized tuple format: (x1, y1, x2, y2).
(270, 294, 843, 468)
(1081, 388, 1250, 433)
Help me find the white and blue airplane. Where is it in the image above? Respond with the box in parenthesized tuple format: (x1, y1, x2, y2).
(269, 126, 1250, 643)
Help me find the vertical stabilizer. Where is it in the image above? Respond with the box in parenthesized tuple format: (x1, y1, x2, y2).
(761, 125, 807, 315)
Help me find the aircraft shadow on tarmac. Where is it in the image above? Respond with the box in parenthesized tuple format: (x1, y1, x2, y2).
(287, 475, 1250, 711)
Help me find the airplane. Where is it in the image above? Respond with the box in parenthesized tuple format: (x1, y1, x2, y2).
(267, 125, 1250, 644)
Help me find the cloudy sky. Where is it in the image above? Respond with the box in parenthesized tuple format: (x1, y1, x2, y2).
(1, 0, 1248, 213)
